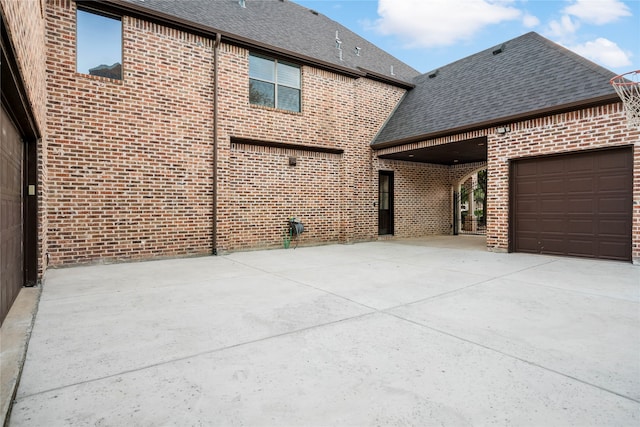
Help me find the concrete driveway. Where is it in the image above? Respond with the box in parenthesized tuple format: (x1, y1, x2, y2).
(8, 237, 640, 426)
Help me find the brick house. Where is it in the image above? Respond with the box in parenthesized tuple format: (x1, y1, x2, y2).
(1, 0, 47, 324)
(1, 0, 638, 324)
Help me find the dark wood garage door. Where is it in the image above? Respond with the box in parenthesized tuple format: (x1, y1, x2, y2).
(512, 148, 633, 261)
(1, 106, 24, 325)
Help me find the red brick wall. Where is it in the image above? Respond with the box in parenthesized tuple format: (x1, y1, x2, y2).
(375, 104, 638, 262)
(372, 159, 486, 238)
(376, 137, 490, 240)
(376, 131, 502, 248)
(226, 142, 342, 249)
(46, 0, 215, 265)
(1, 0, 48, 277)
(375, 160, 451, 236)
(1, 0, 47, 127)
(44, 2, 637, 264)
(215, 44, 407, 251)
(45, 1, 408, 262)
(488, 103, 640, 262)
(350, 78, 409, 242)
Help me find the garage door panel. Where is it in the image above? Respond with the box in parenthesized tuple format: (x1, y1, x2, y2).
(515, 180, 537, 195)
(515, 235, 538, 252)
(598, 150, 631, 170)
(539, 217, 565, 232)
(599, 174, 630, 191)
(567, 156, 595, 172)
(567, 219, 595, 234)
(539, 178, 565, 194)
(1, 106, 24, 326)
(540, 198, 565, 213)
(538, 236, 566, 254)
(515, 199, 538, 214)
(516, 217, 539, 232)
(512, 148, 632, 261)
(598, 218, 630, 236)
(599, 242, 629, 260)
(598, 197, 630, 213)
(567, 239, 596, 257)
(514, 162, 539, 177)
(567, 176, 594, 193)
(567, 198, 594, 213)
(537, 158, 565, 174)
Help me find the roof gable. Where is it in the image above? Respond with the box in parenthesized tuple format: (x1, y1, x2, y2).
(116, 0, 419, 83)
(373, 32, 618, 146)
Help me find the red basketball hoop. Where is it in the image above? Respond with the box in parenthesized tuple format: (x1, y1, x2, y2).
(610, 70, 640, 128)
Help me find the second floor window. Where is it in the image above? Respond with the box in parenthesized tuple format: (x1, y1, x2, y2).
(249, 54, 301, 112)
(77, 9, 122, 80)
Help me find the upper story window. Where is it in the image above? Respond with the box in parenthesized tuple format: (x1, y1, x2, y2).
(76, 9, 122, 80)
(249, 54, 301, 112)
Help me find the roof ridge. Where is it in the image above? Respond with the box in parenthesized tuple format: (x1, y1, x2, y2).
(110, 0, 420, 83)
(418, 31, 538, 80)
(527, 32, 616, 80)
(373, 31, 619, 146)
(282, 0, 420, 76)
(418, 31, 616, 81)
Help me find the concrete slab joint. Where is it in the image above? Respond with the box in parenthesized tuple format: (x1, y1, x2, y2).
(5, 239, 640, 425)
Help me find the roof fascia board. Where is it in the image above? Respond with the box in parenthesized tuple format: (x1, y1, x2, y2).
(226, 39, 364, 79)
(92, 0, 375, 81)
(81, 0, 221, 38)
(357, 67, 415, 89)
(372, 94, 620, 149)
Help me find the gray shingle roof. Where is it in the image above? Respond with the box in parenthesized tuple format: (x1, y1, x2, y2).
(373, 32, 619, 146)
(117, 0, 420, 83)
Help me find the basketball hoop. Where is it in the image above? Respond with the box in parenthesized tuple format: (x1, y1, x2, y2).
(610, 70, 640, 128)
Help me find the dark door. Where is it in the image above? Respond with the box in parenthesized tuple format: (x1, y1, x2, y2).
(1, 106, 24, 325)
(378, 171, 394, 235)
(512, 148, 632, 261)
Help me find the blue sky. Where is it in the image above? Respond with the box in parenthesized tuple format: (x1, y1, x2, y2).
(294, 0, 640, 75)
(76, 9, 122, 74)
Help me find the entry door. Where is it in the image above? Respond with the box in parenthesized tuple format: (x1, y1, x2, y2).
(378, 171, 394, 235)
(1, 106, 24, 325)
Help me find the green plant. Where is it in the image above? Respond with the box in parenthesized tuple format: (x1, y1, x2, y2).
(283, 220, 293, 249)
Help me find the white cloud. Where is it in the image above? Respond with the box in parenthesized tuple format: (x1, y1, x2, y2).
(373, 0, 522, 48)
(522, 13, 540, 28)
(547, 15, 580, 39)
(569, 37, 632, 67)
(563, 0, 632, 25)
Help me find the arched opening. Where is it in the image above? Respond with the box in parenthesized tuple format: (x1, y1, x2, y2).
(453, 167, 487, 235)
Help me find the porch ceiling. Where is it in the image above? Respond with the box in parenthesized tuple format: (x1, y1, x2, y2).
(377, 137, 487, 165)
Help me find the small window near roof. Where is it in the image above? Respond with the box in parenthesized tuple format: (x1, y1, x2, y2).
(249, 54, 301, 112)
(76, 9, 122, 80)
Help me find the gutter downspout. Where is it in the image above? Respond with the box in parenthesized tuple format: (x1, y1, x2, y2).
(212, 32, 221, 255)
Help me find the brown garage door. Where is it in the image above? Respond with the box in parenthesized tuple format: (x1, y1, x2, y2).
(512, 148, 632, 261)
(1, 106, 24, 325)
